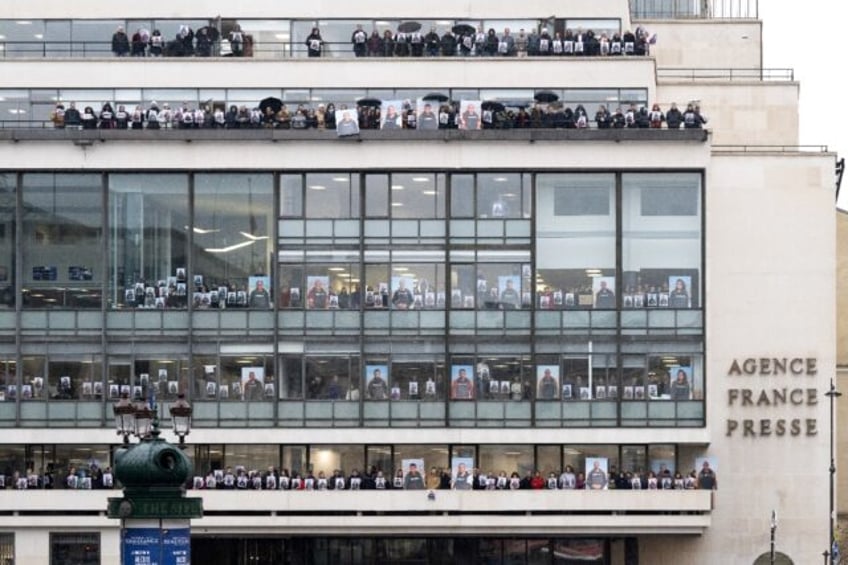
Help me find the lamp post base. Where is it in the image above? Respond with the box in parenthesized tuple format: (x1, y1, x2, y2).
(122, 518, 191, 565)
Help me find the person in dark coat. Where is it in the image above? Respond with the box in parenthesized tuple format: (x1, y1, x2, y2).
(367, 30, 383, 57)
(424, 27, 440, 57)
(305, 27, 323, 57)
(440, 31, 456, 56)
(380, 29, 394, 57)
(112, 27, 130, 56)
(63, 102, 81, 129)
(595, 105, 612, 129)
(666, 102, 683, 129)
(351, 24, 367, 57)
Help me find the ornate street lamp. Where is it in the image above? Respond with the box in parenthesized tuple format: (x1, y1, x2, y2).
(825, 379, 841, 564)
(169, 393, 193, 447)
(113, 394, 136, 445)
(133, 398, 155, 439)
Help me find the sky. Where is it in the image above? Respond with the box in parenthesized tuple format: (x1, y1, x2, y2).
(759, 2, 848, 208)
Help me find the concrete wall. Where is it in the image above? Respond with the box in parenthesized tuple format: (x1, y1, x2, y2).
(657, 82, 799, 146)
(4, 0, 633, 23)
(639, 20, 762, 69)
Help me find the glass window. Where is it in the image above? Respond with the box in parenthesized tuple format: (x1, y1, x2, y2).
(0, 533, 12, 564)
(390, 173, 445, 219)
(309, 445, 364, 476)
(477, 173, 525, 218)
(280, 174, 303, 217)
(648, 444, 678, 474)
(366, 174, 389, 218)
(305, 173, 358, 219)
(561, 357, 590, 401)
(623, 173, 702, 309)
(451, 174, 474, 218)
(48, 356, 100, 401)
(621, 445, 647, 477)
(0, 357, 17, 401)
(283, 445, 307, 474)
(476, 263, 528, 310)
(295, 262, 360, 310)
(22, 174, 103, 309)
(474, 356, 531, 401)
(392, 359, 444, 401)
(536, 174, 616, 310)
(279, 356, 303, 399)
(479, 445, 533, 477)
(563, 445, 618, 481)
(50, 532, 100, 565)
(367, 445, 393, 475)
(305, 356, 359, 400)
(537, 445, 561, 476)
(224, 444, 280, 471)
(108, 174, 189, 310)
(136, 358, 189, 401)
(220, 356, 272, 402)
(389, 262, 445, 310)
(0, 174, 13, 310)
(363, 263, 389, 309)
(193, 174, 274, 309)
(392, 445, 449, 479)
(648, 354, 703, 400)
(54, 444, 111, 488)
(363, 358, 389, 401)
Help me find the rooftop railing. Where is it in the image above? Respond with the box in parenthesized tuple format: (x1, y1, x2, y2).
(631, 0, 757, 19)
(657, 68, 794, 81)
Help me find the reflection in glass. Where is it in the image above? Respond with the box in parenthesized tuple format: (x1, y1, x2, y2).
(22, 174, 103, 309)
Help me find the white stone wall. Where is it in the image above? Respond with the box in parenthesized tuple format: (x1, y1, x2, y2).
(638, 20, 762, 69)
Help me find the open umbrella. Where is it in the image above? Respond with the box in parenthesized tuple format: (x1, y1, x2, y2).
(356, 97, 382, 108)
(398, 21, 422, 33)
(452, 24, 475, 36)
(422, 92, 449, 102)
(259, 97, 283, 114)
(534, 91, 559, 103)
(481, 101, 505, 113)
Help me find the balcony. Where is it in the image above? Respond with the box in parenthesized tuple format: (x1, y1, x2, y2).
(0, 489, 713, 535)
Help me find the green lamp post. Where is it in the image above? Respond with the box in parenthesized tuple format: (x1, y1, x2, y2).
(108, 394, 202, 565)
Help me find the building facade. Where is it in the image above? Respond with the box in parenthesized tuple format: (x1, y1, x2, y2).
(0, 1, 836, 564)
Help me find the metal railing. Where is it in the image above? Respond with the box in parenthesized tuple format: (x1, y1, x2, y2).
(631, 0, 757, 19)
(657, 68, 794, 81)
(712, 144, 830, 153)
(0, 39, 652, 60)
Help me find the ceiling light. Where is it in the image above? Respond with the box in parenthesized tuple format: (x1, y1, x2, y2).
(185, 225, 220, 235)
(350, 278, 360, 283)
(332, 176, 348, 182)
(493, 176, 509, 182)
(393, 267, 409, 271)
(328, 267, 346, 272)
(34, 34, 44, 39)
(502, 192, 517, 197)
(391, 184, 405, 190)
(422, 190, 437, 195)
(205, 240, 256, 253)
(391, 202, 404, 207)
(239, 231, 269, 241)
(15, 21, 32, 25)
(412, 177, 430, 182)
(308, 185, 326, 190)
(0, 35, 5, 40)
(275, 33, 289, 39)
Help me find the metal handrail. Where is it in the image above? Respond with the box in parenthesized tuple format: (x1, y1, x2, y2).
(657, 68, 794, 82)
(712, 144, 830, 153)
(0, 39, 652, 60)
(631, 0, 758, 19)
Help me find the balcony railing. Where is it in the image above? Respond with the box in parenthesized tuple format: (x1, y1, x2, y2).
(631, 0, 758, 19)
(657, 68, 794, 82)
(0, 490, 713, 535)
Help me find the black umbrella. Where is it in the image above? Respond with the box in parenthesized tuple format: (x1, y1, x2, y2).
(422, 92, 449, 102)
(259, 97, 283, 114)
(452, 24, 475, 36)
(357, 98, 382, 108)
(534, 90, 559, 103)
(398, 21, 422, 33)
(481, 101, 505, 113)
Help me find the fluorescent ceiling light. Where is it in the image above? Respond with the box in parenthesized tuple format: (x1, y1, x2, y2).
(34, 33, 43, 39)
(205, 240, 255, 254)
(391, 202, 403, 207)
(274, 33, 289, 39)
(493, 176, 509, 182)
(328, 267, 346, 272)
(422, 190, 437, 195)
(308, 185, 326, 190)
(391, 184, 404, 190)
(15, 21, 32, 25)
(332, 176, 348, 182)
(411, 177, 430, 182)
(239, 231, 269, 241)
(185, 225, 220, 234)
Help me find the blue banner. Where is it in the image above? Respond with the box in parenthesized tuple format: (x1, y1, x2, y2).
(123, 527, 191, 565)
(162, 528, 191, 565)
(123, 528, 161, 565)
